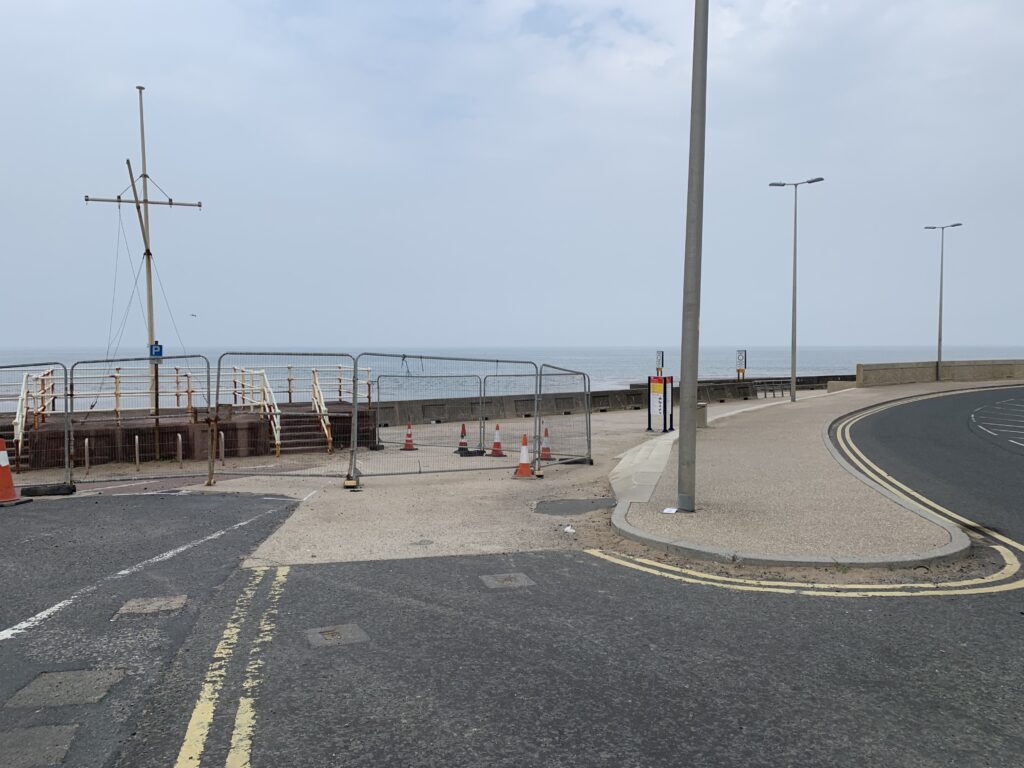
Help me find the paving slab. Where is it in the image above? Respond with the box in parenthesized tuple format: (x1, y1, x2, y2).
(0, 725, 78, 768)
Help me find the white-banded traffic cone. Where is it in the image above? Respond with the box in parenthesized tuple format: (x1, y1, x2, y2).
(0, 438, 30, 507)
(400, 422, 418, 451)
(540, 426, 553, 461)
(455, 423, 469, 455)
(489, 424, 505, 457)
(513, 434, 533, 478)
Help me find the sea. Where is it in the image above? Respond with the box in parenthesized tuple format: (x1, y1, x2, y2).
(2, 345, 1024, 390)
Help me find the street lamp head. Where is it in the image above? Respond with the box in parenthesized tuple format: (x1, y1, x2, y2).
(950, 222, 963, 228)
(769, 182, 787, 187)
(924, 226, 938, 230)
(806, 177, 825, 184)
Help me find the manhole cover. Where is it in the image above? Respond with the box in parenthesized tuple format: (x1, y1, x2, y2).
(480, 573, 536, 589)
(534, 498, 616, 516)
(305, 624, 370, 647)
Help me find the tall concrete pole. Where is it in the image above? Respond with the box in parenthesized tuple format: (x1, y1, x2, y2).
(770, 177, 823, 401)
(938, 226, 944, 379)
(790, 184, 798, 403)
(925, 222, 961, 382)
(676, 0, 710, 513)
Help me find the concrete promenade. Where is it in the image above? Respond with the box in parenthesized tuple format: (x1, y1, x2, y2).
(179, 378, 1024, 573)
(614, 379, 1024, 566)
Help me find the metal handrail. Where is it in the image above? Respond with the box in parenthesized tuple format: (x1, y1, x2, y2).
(12, 373, 29, 459)
(258, 371, 282, 456)
(310, 369, 333, 454)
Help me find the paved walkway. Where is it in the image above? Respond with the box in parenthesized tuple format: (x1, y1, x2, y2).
(613, 380, 1024, 566)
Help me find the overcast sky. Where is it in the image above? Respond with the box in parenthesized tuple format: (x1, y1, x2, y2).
(2, 0, 1021, 353)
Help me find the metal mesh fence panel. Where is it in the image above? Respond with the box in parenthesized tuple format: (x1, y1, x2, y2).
(0, 362, 70, 487)
(351, 353, 540, 478)
(538, 364, 592, 465)
(214, 352, 359, 477)
(69, 356, 212, 482)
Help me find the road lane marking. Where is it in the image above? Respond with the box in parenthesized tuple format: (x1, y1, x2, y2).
(0, 509, 281, 642)
(173, 568, 267, 768)
(226, 566, 290, 768)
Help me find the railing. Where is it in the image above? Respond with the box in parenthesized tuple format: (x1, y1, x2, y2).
(310, 369, 333, 454)
(12, 373, 29, 461)
(225, 364, 373, 408)
(229, 368, 282, 456)
(71, 366, 200, 417)
(10, 369, 60, 464)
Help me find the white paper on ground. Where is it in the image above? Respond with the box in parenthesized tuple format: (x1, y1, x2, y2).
(662, 507, 678, 514)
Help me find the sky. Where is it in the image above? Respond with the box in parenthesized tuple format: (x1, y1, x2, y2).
(2, 0, 1022, 354)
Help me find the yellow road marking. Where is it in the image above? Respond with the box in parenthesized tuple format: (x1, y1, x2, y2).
(226, 565, 290, 768)
(590, 386, 1024, 598)
(591, 549, 1024, 598)
(174, 567, 267, 768)
(622, 544, 1020, 590)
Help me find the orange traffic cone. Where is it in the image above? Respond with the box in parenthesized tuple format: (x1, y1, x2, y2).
(489, 424, 505, 457)
(400, 422, 418, 451)
(455, 423, 469, 455)
(540, 426, 553, 461)
(0, 438, 30, 507)
(513, 434, 533, 478)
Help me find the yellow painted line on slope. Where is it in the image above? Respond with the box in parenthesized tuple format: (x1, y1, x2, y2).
(226, 565, 290, 768)
(174, 567, 267, 768)
(591, 548, 1024, 598)
(622, 544, 1019, 590)
(586, 549, 797, 594)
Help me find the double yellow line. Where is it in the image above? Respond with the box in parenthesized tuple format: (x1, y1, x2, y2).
(590, 390, 1024, 598)
(174, 565, 290, 768)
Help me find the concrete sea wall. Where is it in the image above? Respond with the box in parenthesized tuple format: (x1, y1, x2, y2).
(856, 359, 1024, 387)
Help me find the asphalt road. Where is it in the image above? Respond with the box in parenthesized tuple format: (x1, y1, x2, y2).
(849, 385, 1024, 541)
(4, 388, 1024, 767)
(0, 492, 294, 768)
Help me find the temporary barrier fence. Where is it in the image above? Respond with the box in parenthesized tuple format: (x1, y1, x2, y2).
(0, 362, 70, 487)
(69, 355, 213, 483)
(349, 353, 542, 480)
(5, 351, 593, 487)
(538, 364, 592, 466)
(213, 352, 363, 478)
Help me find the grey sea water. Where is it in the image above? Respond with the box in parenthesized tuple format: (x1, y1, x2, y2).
(3, 345, 1024, 390)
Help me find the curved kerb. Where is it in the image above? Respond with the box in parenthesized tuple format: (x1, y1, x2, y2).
(609, 391, 986, 568)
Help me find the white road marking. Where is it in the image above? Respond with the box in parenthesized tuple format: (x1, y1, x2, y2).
(984, 426, 1024, 434)
(301, 490, 318, 502)
(978, 425, 997, 436)
(978, 410, 1024, 420)
(1010, 440, 1024, 448)
(0, 508, 280, 642)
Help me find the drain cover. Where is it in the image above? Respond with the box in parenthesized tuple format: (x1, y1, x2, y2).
(305, 624, 370, 647)
(480, 573, 536, 589)
(534, 498, 616, 516)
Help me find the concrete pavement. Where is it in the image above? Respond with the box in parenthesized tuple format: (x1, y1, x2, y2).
(614, 380, 1024, 566)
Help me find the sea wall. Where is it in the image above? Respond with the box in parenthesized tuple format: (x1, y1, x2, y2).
(856, 359, 1024, 387)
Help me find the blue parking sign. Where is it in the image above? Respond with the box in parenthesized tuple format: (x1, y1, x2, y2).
(149, 343, 163, 359)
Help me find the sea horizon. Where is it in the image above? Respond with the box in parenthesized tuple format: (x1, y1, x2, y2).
(3, 344, 1023, 390)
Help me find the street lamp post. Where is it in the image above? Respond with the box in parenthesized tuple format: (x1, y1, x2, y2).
(769, 177, 824, 402)
(675, 0, 710, 513)
(924, 222, 963, 381)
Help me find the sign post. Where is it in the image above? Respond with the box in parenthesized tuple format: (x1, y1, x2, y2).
(656, 350, 664, 378)
(735, 349, 747, 380)
(647, 376, 671, 433)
